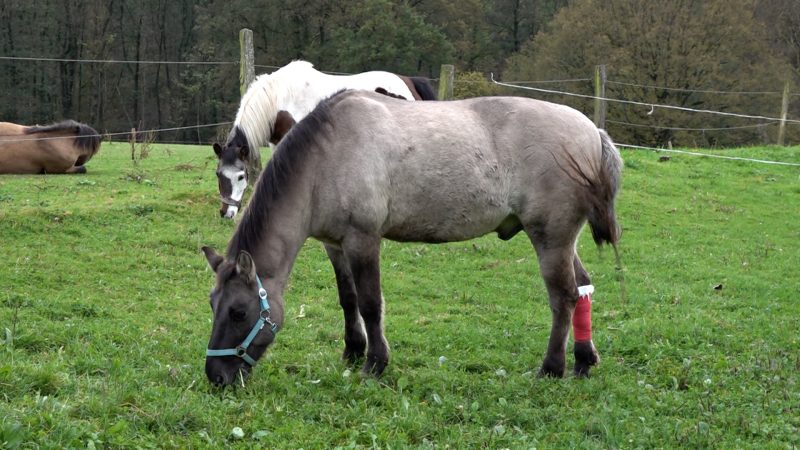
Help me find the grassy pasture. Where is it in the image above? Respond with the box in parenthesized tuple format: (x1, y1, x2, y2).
(0, 142, 799, 448)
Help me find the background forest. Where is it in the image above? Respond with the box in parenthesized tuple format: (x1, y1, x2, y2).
(1, 0, 798, 147)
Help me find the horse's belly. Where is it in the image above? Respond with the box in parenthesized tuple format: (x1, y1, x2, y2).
(383, 204, 512, 243)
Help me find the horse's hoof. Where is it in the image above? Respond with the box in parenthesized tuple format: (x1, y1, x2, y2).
(342, 347, 365, 365)
(360, 355, 388, 378)
(573, 340, 599, 378)
(538, 357, 566, 378)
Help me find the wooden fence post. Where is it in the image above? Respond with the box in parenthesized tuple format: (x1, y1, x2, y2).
(777, 80, 790, 147)
(239, 28, 260, 184)
(438, 64, 454, 100)
(239, 28, 255, 96)
(593, 64, 607, 129)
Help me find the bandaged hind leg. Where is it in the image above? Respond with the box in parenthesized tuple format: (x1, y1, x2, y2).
(573, 284, 599, 376)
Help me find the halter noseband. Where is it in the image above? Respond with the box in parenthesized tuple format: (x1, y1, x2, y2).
(220, 196, 242, 208)
(206, 277, 279, 366)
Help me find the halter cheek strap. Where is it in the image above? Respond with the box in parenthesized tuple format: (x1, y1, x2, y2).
(206, 277, 279, 366)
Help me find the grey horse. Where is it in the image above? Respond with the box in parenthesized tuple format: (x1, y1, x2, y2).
(202, 90, 622, 386)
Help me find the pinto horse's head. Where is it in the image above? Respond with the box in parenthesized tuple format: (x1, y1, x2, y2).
(213, 127, 250, 219)
(202, 246, 282, 386)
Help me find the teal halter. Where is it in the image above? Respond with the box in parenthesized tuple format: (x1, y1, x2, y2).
(206, 277, 279, 366)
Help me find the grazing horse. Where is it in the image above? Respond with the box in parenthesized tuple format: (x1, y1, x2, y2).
(0, 120, 102, 174)
(212, 60, 436, 219)
(202, 90, 622, 386)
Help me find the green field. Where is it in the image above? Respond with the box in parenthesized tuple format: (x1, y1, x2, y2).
(1, 142, 798, 448)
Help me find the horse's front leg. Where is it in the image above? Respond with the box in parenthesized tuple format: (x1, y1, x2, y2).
(342, 235, 389, 377)
(324, 244, 366, 364)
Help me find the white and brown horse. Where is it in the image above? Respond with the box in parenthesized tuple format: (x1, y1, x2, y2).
(202, 90, 623, 386)
(0, 120, 101, 174)
(213, 60, 436, 218)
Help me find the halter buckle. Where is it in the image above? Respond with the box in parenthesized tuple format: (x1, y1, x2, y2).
(235, 346, 247, 357)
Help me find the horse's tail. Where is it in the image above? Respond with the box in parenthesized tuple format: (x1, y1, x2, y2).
(26, 120, 102, 161)
(590, 129, 625, 304)
(585, 129, 623, 247)
(409, 76, 437, 101)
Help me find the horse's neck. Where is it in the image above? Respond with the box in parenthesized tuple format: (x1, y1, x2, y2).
(230, 166, 315, 301)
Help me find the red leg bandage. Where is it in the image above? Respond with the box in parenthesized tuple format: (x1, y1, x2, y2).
(572, 285, 594, 343)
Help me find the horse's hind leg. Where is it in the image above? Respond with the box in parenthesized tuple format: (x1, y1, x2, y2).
(324, 244, 367, 364)
(573, 253, 599, 377)
(342, 234, 389, 377)
(527, 227, 580, 378)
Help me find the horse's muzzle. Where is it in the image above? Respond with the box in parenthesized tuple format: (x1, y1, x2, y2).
(206, 356, 251, 386)
(219, 197, 241, 219)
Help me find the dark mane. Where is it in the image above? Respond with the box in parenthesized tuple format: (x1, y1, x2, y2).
(25, 120, 102, 153)
(409, 77, 437, 101)
(227, 90, 347, 257)
(222, 126, 248, 164)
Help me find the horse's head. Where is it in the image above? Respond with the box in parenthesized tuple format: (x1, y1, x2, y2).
(202, 246, 282, 386)
(212, 128, 250, 219)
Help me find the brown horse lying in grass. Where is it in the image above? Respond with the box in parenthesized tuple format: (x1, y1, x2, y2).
(0, 120, 102, 174)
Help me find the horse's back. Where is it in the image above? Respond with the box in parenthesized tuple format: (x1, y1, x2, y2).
(311, 91, 605, 242)
(0, 122, 27, 136)
(0, 120, 101, 174)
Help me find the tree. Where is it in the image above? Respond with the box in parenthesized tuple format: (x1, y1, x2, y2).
(504, 0, 793, 147)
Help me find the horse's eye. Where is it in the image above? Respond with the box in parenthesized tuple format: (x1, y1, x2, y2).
(237, 174, 245, 181)
(230, 308, 247, 322)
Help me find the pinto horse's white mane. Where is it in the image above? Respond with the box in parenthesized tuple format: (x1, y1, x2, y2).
(233, 60, 417, 155)
(233, 61, 315, 151)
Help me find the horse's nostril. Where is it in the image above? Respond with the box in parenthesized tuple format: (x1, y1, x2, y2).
(214, 375, 226, 385)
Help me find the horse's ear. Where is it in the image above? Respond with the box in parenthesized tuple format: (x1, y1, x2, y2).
(236, 250, 257, 283)
(237, 144, 249, 161)
(202, 246, 224, 272)
(212, 143, 223, 158)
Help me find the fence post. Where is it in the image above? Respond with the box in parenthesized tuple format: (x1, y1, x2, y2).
(438, 64, 454, 100)
(777, 80, 790, 146)
(239, 28, 260, 183)
(593, 65, 607, 129)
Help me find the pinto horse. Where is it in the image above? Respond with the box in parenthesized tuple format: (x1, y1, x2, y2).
(212, 60, 436, 218)
(201, 90, 623, 386)
(0, 120, 101, 174)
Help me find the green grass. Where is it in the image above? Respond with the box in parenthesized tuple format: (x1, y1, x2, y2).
(1, 142, 798, 448)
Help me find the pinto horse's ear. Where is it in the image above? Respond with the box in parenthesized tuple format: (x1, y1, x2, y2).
(202, 246, 224, 272)
(237, 144, 249, 161)
(236, 250, 257, 283)
(212, 143, 223, 158)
